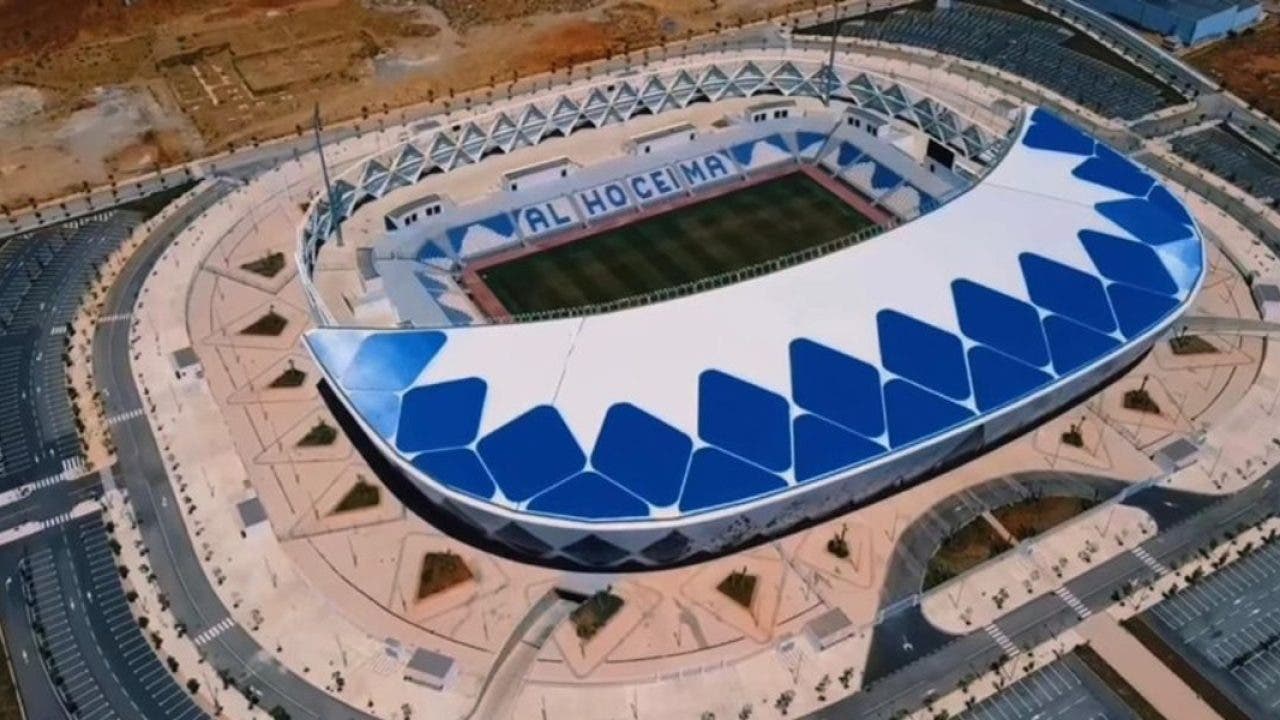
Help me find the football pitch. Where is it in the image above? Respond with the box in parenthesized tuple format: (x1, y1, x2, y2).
(476, 172, 879, 316)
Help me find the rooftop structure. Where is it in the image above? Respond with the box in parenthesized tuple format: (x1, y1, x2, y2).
(303, 108, 1204, 567)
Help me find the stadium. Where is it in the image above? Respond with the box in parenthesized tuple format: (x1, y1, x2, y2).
(298, 55, 1205, 569)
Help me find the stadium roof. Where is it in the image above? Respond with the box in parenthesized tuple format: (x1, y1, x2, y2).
(306, 108, 1204, 528)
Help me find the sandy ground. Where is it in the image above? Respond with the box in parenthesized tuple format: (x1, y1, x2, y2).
(0, 0, 805, 207)
(1186, 16, 1280, 122)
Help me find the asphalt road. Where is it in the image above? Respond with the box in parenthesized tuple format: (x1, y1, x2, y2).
(0, 209, 206, 719)
(809, 473, 1280, 719)
(92, 181, 376, 720)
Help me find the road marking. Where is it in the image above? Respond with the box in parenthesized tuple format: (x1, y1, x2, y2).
(106, 408, 144, 426)
(1132, 546, 1170, 576)
(192, 616, 235, 646)
(1054, 586, 1092, 619)
(97, 313, 130, 324)
(984, 623, 1019, 656)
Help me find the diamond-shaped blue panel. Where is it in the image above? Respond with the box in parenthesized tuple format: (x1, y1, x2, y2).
(411, 448, 495, 499)
(1020, 253, 1117, 334)
(836, 141, 863, 167)
(1022, 109, 1095, 156)
(1107, 283, 1181, 338)
(679, 448, 786, 512)
(952, 280, 1049, 368)
(1042, 315, 1121, 375)
(1096, 198, 1192, 246)
(1146, 184, 1192, 226)
(871, 163, 901, 190)
(1078, 230, 1178, 296)
(968, 346, 1055, 412)
(789, 339, 884, 438)
(477, 406, 586, 502)
(591, 403, 692, 506)
(341, 331, 445, 391)
(1072, 145, 1153, 197)
(877, 310, 970, 402)
(793, 414, 886, 482)
(698, 371, 791, 472)
(307, 331, 364, 379)
(347, 390, 401, 440)
(396, 378, 487, 453)
(883, 379, 973, 448)
(527, 472, 650, 519)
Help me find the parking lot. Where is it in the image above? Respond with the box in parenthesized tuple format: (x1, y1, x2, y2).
(20, 514, 207, 720)
(1146, 539, 1280, 716)
(0, 212, 140, 491)
(957, 655, 1136, 720)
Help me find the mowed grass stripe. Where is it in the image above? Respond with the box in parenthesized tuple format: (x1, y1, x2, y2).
(476, 172, 878, 315)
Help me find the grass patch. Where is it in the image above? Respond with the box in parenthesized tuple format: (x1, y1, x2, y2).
(1169, 334, 1218, 356)
(477, 172, 876, 316)
(297, 420, 338, 447)
(0, 635, 21, 720)
(717, 568, 758, 610)
(1123, 388, 1161, 415)
(571, 590, 624, 641)
(827, 525, 850, 559)
(990, 496, 1098, 541)
(268, 365, 308, 388)
(332, 479, 381, 514)
(416, 552, 472, 600)
(924, 518, 1012, 590)
(240, 252, 286, 278)
(241, 310, 288, 337)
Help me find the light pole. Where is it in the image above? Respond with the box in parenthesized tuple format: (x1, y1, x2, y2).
(824, 1, 848, 107)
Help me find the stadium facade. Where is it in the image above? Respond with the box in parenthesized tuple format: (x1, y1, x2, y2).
(298, 57, 1204, 569)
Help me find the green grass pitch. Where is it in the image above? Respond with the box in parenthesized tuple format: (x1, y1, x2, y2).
(477, 172, 877, 316)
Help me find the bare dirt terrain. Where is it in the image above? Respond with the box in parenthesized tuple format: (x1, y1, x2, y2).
(1187, 18, 1280, 122)
(0, 0, 798, 208)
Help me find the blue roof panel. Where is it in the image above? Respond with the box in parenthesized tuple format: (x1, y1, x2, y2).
(348, 390, 401, 440)
(1022, 108, 1096, 156)
(1096, 198, 1193, 246)
(591, 403, 692, 507)
(1108, 282, 1181, 339)
(883, 379, 974, 447)
(968, 346, 1054, 412)
(341, 331, 445, 392)
(1043, 315, 1121, 375)
(793, 414, 886, 482)
(878, 310, 971, 402)
(698, 370, 792, 472)
(396, 378, 487, 453)
(1079, 230, 1178, 296)
(528, 472, 650, 519)
(679, 448, 786, 512)
(952, 279, 1050, 368)
(477, 406, 586, 502)
(1146, 184, 1192, 227)
(1021, 253, 1117, 334)
(789, 339, 884, 438)
(1072, 146, 1153, 197)
(411, 448, 496, 500)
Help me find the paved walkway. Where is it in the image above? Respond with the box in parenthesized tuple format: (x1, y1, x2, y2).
(1075, 613, 1223, 720)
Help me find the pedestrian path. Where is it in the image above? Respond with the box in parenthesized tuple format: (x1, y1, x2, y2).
(1132, 545, 1170, 576)
(984, 623, 1019, 657)
(107, 408, 144, 426)
(192, 616, 235, 647)
(1054, 586, 1092, 619)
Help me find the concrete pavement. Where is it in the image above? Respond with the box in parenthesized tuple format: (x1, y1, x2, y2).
(92, 181, 375, 720)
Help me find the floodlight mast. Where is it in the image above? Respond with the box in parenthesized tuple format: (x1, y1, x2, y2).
(314, 103, 345, 248)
